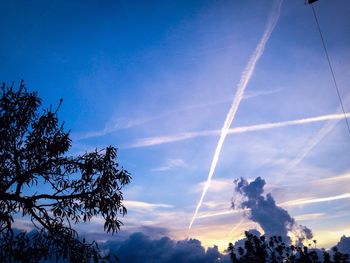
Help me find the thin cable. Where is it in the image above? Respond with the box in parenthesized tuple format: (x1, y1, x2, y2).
(311, 4, 350, 136)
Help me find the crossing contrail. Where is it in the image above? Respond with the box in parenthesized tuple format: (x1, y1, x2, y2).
(129, 112, 349, 148)
(188, 0, 284, 231)
(194, 192, 350, 220)
(276, 94, 350, 184)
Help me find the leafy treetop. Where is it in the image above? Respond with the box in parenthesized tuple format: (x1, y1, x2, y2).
(0, 81, 131, 262)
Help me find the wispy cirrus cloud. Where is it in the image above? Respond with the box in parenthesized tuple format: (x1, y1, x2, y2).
(73, 117, 152, 140)
(197, 179, 232, 194)
(151, 159, 187, 172)
(123, 200, 173, 212)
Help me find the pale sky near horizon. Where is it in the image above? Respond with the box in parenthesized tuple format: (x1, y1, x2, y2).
(1, 0, 350, 251)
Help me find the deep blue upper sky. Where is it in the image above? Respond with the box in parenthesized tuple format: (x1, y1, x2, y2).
(1, 0, 350, 250)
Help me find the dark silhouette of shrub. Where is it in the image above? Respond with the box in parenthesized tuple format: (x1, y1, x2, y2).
(228, 232, 349, 263)
(0, 81, 131, 262)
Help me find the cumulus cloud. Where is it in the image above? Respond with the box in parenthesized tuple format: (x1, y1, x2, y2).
(101, 232, 230, 263)
(233, 177, 313, 243)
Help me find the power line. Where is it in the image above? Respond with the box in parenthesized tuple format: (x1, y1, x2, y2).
(310, 4, 350, 137)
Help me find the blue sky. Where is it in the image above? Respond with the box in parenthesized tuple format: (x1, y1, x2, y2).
(1, 0, 350, 251)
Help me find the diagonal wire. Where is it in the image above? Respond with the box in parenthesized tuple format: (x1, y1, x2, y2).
(311, 4, 350, 137)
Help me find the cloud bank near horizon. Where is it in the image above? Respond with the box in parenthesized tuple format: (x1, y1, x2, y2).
(97, 230, 350, 263)
(101, 232, 230, 263)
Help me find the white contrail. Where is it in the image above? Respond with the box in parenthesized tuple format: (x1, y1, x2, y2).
(196, 209, 241, 219)
(228, 218, 245, 237)
(75, 88, 281, 141)
(195, 192, 350, 220)
(279, 94, 350, 182)
(229, 113, 348, 134)
(188, 0, 284, 231)
(128, 112, 349, 148)
(279, 193, 350, 207)
(283, 120, 338, 174)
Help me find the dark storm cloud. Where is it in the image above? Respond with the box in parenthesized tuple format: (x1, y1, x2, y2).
(101, 232, 230, 263)
(137, 225, 170, 239)
(81, 225, 170, 244)
(337, 235, 350, 255)
(233, 177, 313, 243)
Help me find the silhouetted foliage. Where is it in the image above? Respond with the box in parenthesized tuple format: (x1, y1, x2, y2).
(228, 232, 350, 263)
(0, 81, 131, 262)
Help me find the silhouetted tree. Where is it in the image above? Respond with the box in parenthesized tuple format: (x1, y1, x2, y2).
(0, 81, 131, 262)
(228, 232, 349, 263)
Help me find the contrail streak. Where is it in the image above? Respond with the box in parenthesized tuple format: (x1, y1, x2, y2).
(279, 94, 350, 182)
(188, 0, 284, 231)
(75, 89, 281, 141)
(279, 193, 350, 207)
(283, 119, 338, 174)
(128, 112, 349, 148)
(228, 218, 245, 237)
(195, 192, 350, 220)
(196, 209, 241, 219)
